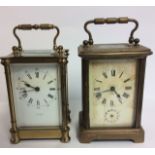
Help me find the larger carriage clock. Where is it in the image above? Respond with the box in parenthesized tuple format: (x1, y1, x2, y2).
(1, 24, 70, 143)
(78, 17, 152, 143)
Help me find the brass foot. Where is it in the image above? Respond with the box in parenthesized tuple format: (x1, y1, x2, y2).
(60, 126, 70, 143)
(10, 128, 20, 144)
(10, 133, 20, 144)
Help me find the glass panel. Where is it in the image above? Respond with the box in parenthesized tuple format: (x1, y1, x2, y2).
(10, 63, 62, 128)
(89, 59, 137, 128)
(21, 50, 55, 57)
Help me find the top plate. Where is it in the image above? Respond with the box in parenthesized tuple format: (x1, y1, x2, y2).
(78, 43, 152, 58)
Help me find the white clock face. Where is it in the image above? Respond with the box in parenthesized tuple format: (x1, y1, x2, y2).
(10, 63, 62, 128)
(89, 59, 137, 127)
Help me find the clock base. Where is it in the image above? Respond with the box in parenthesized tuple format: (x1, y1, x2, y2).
(10, 127, 70, 144)
(79, 112, 144, 143)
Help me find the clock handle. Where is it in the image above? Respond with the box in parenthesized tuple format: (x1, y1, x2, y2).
(13, 24, 60, 51)
(83, 17, 140, 46)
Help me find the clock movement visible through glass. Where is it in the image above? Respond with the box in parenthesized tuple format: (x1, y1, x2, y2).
(10, 63, 62, 127)
(89, 59, 137, 128)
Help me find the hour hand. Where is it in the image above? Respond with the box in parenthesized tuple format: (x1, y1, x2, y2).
(24, 83, 31, 88)
(22, 81, 34, 88)
(21, 81, 40, 92)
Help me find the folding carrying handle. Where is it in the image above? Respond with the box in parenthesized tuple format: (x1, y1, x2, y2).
(13, 24, 60, 51)
(83, 17, 140, 46)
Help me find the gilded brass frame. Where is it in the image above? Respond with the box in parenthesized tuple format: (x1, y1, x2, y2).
(78, 43, 152, 143)
(79, 57, 146, 143)
(1, 47, 70, 143)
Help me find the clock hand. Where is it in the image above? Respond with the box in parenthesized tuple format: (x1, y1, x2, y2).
(95, 89, 111, 96)
(118, 97, 123, 104)
(19, 89, 35, 94)
(115, 94, 123, 104)
(95, 89, 111, 99)
(110, 86, 122, 104)
(26, 89, 36, 92)
(101, 89, 111, 93)
(22, 81, 35, 89)
(21, 81, 40, 92)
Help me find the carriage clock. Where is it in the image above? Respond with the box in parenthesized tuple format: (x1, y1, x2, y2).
(78, 17, 152, 143)
(1, 24, 71, 143)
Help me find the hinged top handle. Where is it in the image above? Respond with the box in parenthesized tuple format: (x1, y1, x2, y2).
(83, 17, 140, 46)
(13, 24, 60, 52)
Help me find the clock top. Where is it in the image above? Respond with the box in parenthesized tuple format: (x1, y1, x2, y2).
(5, 50, 58, 58)
(78, 43, 152, 58)
(0, 48, 69, 60)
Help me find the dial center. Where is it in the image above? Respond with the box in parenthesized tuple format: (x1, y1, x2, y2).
(35, 87, 40, 92)
(110, 86, 115, 91)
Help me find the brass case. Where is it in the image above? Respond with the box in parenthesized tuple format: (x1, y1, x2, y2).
(78, 17, 152, 143)
(1, 24, 71, 143)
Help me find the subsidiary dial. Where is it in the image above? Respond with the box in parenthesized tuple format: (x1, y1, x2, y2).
(104, 109, 120, 123)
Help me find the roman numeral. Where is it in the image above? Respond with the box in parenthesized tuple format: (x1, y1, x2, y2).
(123, 92, 129, 98)
(18, 87, 25, 90)
(94, 87, 100, 91)
(95, 79, 102, 83)
(119, 71, 124, 78)
(28, 98, 33, 104)
(102, 98, 106, 104)
(125, 86, 132, 90)
(102, 72, 108, 78)
(37, 100, 40, 105)
(44, 99, 49, 106)
(48, 94, 54, 99)
(110, 100, 114, 106)
(44, 99, 48, 103)
(124, 78, 130, 83)
(27, 74, 32, 79)
(43, 72, 48, 80)
(48, 80, 53, 84)
(37, 100, 40, 108)
(96, 92, 102, 99)
(35, 72, 39, 78)
(50, 88, 56, 91)
(111, 69, 116, 76)
(22, 93, 27, 98)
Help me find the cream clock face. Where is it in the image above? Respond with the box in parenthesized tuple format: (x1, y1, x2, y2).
(89, 59, 137, 127)
(10, 63, 62, 128)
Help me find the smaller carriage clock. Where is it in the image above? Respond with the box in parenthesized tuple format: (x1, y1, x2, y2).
(78, 17, 152, 143)
(1, 24, 71, 143)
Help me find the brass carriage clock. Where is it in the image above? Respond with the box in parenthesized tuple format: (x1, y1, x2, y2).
(1, 24, 70, 143)
(78, 17, 152, 143)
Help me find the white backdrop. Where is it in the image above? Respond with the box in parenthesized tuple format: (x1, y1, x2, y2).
(0, 6, 155, 148)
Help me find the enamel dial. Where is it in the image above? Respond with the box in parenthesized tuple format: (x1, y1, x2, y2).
(89, 59, 137, 127)
(10, 63, 62, 127)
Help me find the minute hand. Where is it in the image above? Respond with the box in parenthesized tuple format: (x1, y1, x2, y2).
(101, 89, 111, 93)
(113, 89, 122, 104)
